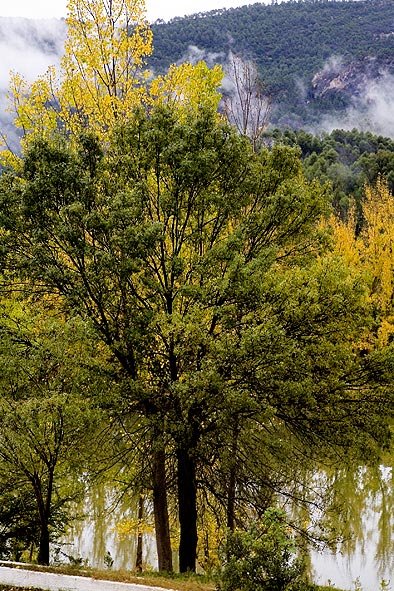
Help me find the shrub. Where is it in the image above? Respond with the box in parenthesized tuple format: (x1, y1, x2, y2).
(217, 508, 312, 591)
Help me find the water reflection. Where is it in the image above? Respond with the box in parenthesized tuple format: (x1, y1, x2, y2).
(62, 486, 156, 570)
(311, 465, 393, 589)
(61, 465, 393, 590)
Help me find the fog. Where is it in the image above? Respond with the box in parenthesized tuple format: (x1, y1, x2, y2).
(0, 17, 65, 148)
(0, 17, 65, 88)
(176, 44, 225, 68)
(318, 72, 394, 139)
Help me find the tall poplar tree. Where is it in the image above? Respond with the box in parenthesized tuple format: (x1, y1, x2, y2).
(7, 0, 152, 145)
(331, 178, 394, 346)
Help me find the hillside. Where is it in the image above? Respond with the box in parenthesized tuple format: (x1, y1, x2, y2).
(149, 0, 394, 131)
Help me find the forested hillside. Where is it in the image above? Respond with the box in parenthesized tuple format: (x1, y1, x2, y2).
(149, 0, 394, 128)
(266, 127, 394, 212)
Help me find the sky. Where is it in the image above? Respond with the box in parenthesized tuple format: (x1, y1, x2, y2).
(0, 0, 268, 22)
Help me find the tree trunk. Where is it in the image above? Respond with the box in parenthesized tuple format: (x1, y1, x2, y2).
(37, 518, 50, 565)
(135, 494, 144, 572)
(226, 420, 240, 531)
(177, 447, 198, 573)
(226, 465, 236, 532)
(153, 448, 173, 572)
(32, 471, 52, 566)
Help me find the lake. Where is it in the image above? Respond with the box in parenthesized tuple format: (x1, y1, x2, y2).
(61, 465, 393, 590)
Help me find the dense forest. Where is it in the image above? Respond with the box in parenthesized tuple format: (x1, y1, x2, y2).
(149, 0, 394, 127)
(0, 0, 393, 588)
(265, 128, 394, 212)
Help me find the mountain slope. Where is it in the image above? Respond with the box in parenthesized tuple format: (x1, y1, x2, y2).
(149, 0, 394, 128)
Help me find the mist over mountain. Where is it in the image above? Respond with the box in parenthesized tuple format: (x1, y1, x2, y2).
(0, 0, 393, 140)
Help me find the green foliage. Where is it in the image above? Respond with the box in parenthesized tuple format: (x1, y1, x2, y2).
(266, 128, 394, 216)
(0, 486, 39, 560)
(217, 509, 309, 591)
(0, 105, 393, 570)
(0, 301, 107, 563)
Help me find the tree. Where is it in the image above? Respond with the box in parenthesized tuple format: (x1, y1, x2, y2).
(4, 0, 223, 160)
(150, 60, 223, 117)
(62, 0, 152, 128)
(218, 508, 306, 591)
(0, 107, 392, 572)
(359, 180, 394, 323)
(2, 109, 261, 570)
(3, 0, 225, 570)
(0, 303, 103, 564)
(222, 53, 271, 151)
(330, 178, 394, 346)
(0, 484, 39, 561)
(6, 0, 152, 148)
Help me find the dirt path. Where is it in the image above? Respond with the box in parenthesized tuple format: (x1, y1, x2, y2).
(0, 565, 176, 591)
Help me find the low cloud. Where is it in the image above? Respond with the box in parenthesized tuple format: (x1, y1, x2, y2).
(318, 72, 394, 139)
(320, 55, 344, 77)
(0, 17, 65, 89)
(177, 44, 225, 68)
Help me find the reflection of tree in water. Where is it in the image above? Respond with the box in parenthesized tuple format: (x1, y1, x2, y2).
(318, 463, 393, 574)
(62, 463, 392, 583)
(87, 485, 140, 569)
(63, 484, 147, 569)
(373, 466, 393, 575)
(327, 467, 367, 557)
(287, 460, 393, 587)
(91, 485, 107, 568)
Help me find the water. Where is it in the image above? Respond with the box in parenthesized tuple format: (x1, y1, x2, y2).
(61, 466, 393, 590)
(310, 465, 393, 589)
(60, 486, 156, 571)
(311, 499, 392, 589)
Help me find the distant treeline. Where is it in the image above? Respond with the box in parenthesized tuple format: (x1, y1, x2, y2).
(266, 127, 394, 213)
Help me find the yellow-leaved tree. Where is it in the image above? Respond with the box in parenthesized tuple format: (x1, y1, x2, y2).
(330, 178, 394, 347)
(150, 61, 223, 117)
(4, 0, 224, 159)
(3, 0, 226, 573)
(62, 0, 152, 130)
(6, 0, 152, 149)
